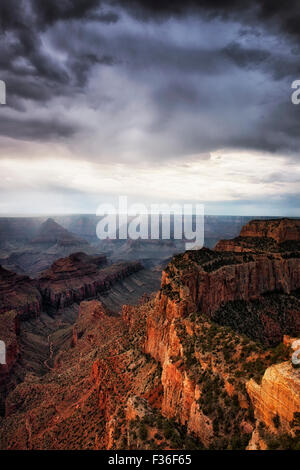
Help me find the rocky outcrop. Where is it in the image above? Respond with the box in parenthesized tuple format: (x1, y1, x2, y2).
(240, 218, 300, 243)
(215, 238, 250, 252)
(0, 266, 42, 318)
(247, 362, 300, 433)
(0, 299, 163, 450)
(38, 252, 142, 309)
(0, 310, 19, 417)
(159, 249, 300, 320)
(144, 289, 257, 446)
(215, 218, 300, 252)
(159, 356, 214, 446)
(246, 428, 268, 450)
(0, 266, 41, 412)
(0, 217, 299, 450)
(0, 311, 19, 386)
(143, 220, 300, 444)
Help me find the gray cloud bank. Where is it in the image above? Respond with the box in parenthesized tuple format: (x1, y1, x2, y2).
(0, 0, 300, 214)
(0, 1, 299, 153)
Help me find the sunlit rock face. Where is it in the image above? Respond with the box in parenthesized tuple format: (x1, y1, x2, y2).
(247, 362, 300, 433)
(215, 218, 300, 253)
(240, 219, 300, 244)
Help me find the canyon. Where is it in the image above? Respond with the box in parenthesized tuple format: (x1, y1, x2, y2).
(38, 252, 141, 310)
(0, 217, 299, 450)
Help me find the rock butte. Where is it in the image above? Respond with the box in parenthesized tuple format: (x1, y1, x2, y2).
(31, 218, 88, 247)
(38, 252, 142, 309)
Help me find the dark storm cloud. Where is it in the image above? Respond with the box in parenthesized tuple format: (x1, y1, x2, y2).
(222, 42, 270, 69)
(30, 0, 103, 26)
(0, 0, 118, 138)
(116, 0, 300, 40)
(85, 11, 119, 23)
(0, 115, 78, 140)
(222, 42, 300, 80)
(0, 0, 300, 156)
(0, 0, 115, 94)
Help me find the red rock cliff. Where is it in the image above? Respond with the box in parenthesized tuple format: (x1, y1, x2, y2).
(0, 311, 19, 386)
(0, 266, 41, 318)
(215, 218, 300, 252)
(247, 361, 300, 434)
(156, 250, 300, 319)
(144, 224, 300, 444)
(38, 252, 141, 309)
(240, 218, 300, 243)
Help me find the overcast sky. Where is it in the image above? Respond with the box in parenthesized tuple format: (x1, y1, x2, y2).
(0, 0, 300, 216)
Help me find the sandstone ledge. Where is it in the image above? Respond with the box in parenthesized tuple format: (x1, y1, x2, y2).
(247, 361, 300, 433)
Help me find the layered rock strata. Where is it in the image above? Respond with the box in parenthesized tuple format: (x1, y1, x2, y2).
(38, 253, 142, 309)
(247, 362, 300, 433)
(0, 266, 42, 318)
